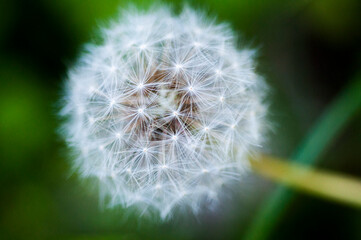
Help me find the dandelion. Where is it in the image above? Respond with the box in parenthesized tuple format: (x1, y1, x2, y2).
(60, 5, 267, 219)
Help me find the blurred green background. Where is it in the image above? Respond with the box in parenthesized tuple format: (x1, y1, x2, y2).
(0, 0, 361, 239)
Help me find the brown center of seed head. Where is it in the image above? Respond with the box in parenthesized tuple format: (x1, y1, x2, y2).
(123, 65, 200, 143)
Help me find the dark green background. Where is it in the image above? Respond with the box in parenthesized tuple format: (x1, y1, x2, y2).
(0, 0, 361, 239)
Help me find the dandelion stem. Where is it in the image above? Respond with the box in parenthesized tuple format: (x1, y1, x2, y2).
(244, 70, 361, 240)
(251, 155, 361, 208)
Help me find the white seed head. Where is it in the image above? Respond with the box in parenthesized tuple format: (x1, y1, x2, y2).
(60, 6, 267, 219)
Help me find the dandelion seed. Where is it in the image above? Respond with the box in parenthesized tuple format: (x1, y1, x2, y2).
(215, 69, 222, 75)
(137, 83, 144, 89)
(175, 64, 183, 71)
(88, 117, 95, 124)
(165, 33, 174, 39)
(193, 41, 201, 47)
(139, 44, 147, 50)
(109, 66, 117, 72)
(60, 5, 267, 219)
(138, 108, 144, 114)
(88, 86, 95, 93)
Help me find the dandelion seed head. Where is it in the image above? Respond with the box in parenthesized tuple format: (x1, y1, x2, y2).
(60, 5, 267, 219)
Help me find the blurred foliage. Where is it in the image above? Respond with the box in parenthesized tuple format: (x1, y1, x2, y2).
(305, 0, 361, 43)
(0, 0, 361, 239)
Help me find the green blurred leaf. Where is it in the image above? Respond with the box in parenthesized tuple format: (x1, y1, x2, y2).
(0, 62, 52, 172)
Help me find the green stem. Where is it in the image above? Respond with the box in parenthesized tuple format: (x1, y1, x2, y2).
(244, 71, 361, 240)
(251, 155, 361, 208)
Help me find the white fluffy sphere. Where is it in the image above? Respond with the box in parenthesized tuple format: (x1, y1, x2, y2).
(61, 6, 267, 218)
